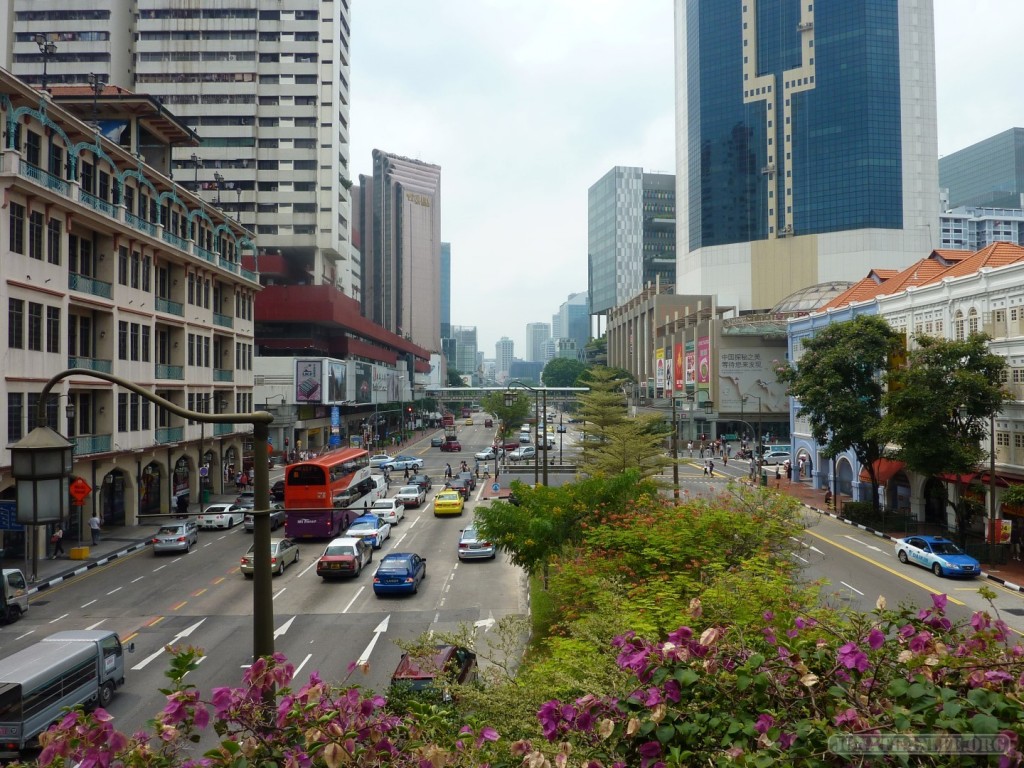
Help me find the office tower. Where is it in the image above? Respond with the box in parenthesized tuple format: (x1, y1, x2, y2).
(440, 242, 451, 341)
(555, 292, 591, 355)
(451, 325, 478, 378)
(940, 128, 1024, 210)
(7, 1, 354, 299)
(525, 322, 550, 362)
(359, 149, 442, 352)
(674, 0, 939, 310)
(588, 167, 676, 317)
(495, 337, 514, 380)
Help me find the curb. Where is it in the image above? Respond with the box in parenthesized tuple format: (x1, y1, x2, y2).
(796, 501, 1024, 594)
(27, 540, 152, 596)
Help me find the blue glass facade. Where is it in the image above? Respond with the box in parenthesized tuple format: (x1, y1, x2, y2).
(687, 0, 904, 250)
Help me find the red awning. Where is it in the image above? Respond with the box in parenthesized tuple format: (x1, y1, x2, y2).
(937, 473, 978, 484)
(977, 473, 1011, 488)
(858, 459, 906, 484)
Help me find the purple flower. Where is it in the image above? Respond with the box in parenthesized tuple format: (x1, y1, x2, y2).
(794, 616, 817, 629)
(755, 713, 775, 734)
(971, 611, 991, 632)
(837, 642, 869, 672)
(931, 593, 948, 612)
(763, 611, 775, 621)
(867, 628, 885, 650)
(909, 631, 932, 653)
(834, 708, 858, 726)
(779, 731, 797, 749)
(898, 624, 916, 639)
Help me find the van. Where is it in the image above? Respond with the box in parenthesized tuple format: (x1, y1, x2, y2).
(0, 569, 29, 624)
(0, 630, 134, 757)
(361, 474, 388, 508)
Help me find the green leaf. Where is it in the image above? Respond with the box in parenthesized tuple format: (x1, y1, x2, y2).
(675, 668, 700, 687)
(656, 724, 676, 744)
(970, 713, 1000, 734)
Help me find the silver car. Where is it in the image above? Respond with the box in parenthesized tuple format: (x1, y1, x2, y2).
(240, 538, 299, 577)
(457, 526, 496, 560)
(244, 504, 286, 532)
(151, 521, 199, 554)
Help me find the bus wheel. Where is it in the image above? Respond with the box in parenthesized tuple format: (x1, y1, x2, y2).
(98, 682, 114, 708)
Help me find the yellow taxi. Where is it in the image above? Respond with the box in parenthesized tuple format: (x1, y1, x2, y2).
(465, 418, 474, 426)
(433, 490, 465, 517)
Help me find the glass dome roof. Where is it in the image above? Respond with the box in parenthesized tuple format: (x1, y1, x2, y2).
(771, 281, 853, 314)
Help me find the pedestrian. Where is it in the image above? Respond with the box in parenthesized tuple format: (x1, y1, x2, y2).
(89, 512, 101, 546)
(403, 466, 410, 481)
(824, 489, 833, 509)
(50, 523, 65, 559)
(722, 453, 728, 467)
(703, 461, 709, 476)
(445, 463, 452, 479)
(775, 465, 781, 487)
(785, 461, 792, 483)
(235, 472, 243, 493)
(708, 460, 715, 477)
(687, 441, 693, 458)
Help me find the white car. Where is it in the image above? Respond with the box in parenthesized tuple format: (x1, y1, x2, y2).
(369, 454, 394, 468)
(509, 446, 537, 462)
(760, 451, 792, 466)
(370, 498, 406, 525)
(394, 484, 427, 508)
(380, 455, 424, 472)
(198, 503, 246, 530)
(474, 447, 504, 461)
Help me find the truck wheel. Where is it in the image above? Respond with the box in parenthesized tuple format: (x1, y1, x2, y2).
(6, 606, 20, 623)
(98, 682, 114, 708)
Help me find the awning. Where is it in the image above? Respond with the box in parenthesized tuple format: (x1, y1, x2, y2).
(937, 473, 978, 484)
(858, 459, 907, 484)
(978, 473, 1011, 488)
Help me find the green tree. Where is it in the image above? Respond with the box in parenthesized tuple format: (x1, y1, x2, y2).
(883, 333, 1006, 542)
(479, 391, 531, 441)
(541, 358, 587, 387)
(578, 416, 673, 480)
(575, 366, 629, 447)
(776, 315, 901, 514)
(446, 367, 465, 387)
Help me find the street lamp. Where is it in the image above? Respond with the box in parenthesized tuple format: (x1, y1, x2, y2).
(214, 172, 225, 206)
(196, 393, 226, 504)
(34, 34, 57, 92)
(191, 153, 201, 192)
(87, 73, 105, 131)
(743, 395, 763, 486)
(13, 369, 275, 662)
(505, 380, 547, 486)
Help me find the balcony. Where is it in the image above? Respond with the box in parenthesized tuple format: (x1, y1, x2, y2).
(68, 272, 113, 300)
(162, 230, 190, 252)
(80, 190, 117, 217)
(67, 355, 113, 373)
(155, 296, 184, 316)
(240, 267, 258, 282)
(214, 423, 235, 436)
(218, 257, 240, 274)
(20, 160, 70, 196)
(155, 363, 184, 380)
(213, 312, 234, 329)
(213, 368, 234, 382)
(73, 433, 112, 455)
(156, 426, 184, 444)
(194, 245, 216, 264)
(125, 211, 157, 237)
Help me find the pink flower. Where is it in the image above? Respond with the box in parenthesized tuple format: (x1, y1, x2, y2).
(971, 611, 991, 632)
(931, 593, 948, 612)
(837, 642, 869, 672)
(909, 631, 932, 653)
(834, 708, 858, 726)
(867, 628, 885, 650)
(754, 713, 775, 734)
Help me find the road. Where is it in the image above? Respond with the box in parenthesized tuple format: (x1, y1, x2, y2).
(8, 417, 527, 741)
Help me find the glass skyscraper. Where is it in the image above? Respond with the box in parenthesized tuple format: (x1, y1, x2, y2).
(939, 128, 1024, 210)
(675, 0, 939, 310)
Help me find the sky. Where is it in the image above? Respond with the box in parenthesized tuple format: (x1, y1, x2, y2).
(349, 1, 1024, 358)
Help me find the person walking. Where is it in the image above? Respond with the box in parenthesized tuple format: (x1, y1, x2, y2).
(703, 461, 709, 476)
(403, 466, 410, 481)
(50, 523, 65, 559)
(88, 512, 101, 546)
(445, 463, 453, 480)
(824, 489, 833, 509)
(708, 460, 715, 477)
(775, 465, 782, 487)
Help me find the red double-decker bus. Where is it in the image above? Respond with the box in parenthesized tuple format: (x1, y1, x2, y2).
(283, 448, 373, 539)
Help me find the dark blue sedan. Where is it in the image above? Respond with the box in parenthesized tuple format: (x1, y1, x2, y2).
(372, 552, 427, 596)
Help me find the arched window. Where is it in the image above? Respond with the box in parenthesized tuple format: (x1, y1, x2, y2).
(954, 310, 965, 341)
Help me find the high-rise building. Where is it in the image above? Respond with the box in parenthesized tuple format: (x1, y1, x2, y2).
(674, 0, 939, 310)
(450, 326, 478, 379)
(555, 292, 590, 358)
(495, 337, 514, 381)
(440, 242, 452, 341)
(525, 322, 550, 362)
(359, 150, 442, 352)
(940, 128, 1024, 211)
(5, 1, 355, 299)
(588, 167, 676, 316)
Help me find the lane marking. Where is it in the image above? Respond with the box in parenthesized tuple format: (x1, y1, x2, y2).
(171, 601, 187, 610)
(342, 587, 364, 613)
(356, 615, 390, 666)
(840, 581, 865, 596)
(107, 587, 122, 596)
(80, 599, 97, 608)
(145, 616, 165, 628)
(273, 587, 287, 600)
(85, 620, 105, 630)
(274, 617, 295, 639)
(131, 577, 144, 584)
(16, 630, 34, 640)
(191, 588, 207, 597)
(293, 653, 312, 679)
(49, 613, 69, 624)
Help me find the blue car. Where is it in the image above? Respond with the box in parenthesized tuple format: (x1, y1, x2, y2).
(894, 535, 980, 578)
(381, 455, 425, 472)
(372, 552, 427, 596)
(344, 515, 391, 550)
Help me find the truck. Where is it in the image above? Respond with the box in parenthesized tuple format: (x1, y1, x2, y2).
(0, 569, 29, 624)
(442, 413, 455, 428)
(0, 630, 134, 758)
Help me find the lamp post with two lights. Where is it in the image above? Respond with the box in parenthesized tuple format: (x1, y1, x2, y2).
(34, 34, 57, 92)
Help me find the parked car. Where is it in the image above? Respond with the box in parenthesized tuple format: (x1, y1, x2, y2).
(440, 440, 462, 452)
(345, 514, 392, 549)
(484, 418, 493, 428)
(381, 455, 424, 472)
(370, 498, 406, 525)
(369, 454, 394, 468)
(433, 490, 465, 517)
(508, 446, 537, 462)
(456, 471, 476, 492)
(372, 552, 427, 596)
(244, 504, 286, 532)
(457, 527, 496, 560)
(408, 473, 433, 493)
(760, 451, 792, 466)
(235, 491, 256, 507)
(447, 477, 471, 500)
(240, 538, 299, 577)
(271, 480, 285, 501)
(316, 537, 372, 579)
(430, 436, 445, 447)
(198, 503, 246, 530)
(151, 520, 199, 555)
(394, 485, 427, 508)
(390, 645, 477, 692)
(474, 447, 504, 461)
(894, 536, 980, 578)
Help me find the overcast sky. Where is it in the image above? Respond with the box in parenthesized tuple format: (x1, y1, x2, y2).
(349, 2, 1024, 357)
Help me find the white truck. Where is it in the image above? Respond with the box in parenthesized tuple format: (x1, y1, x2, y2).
(0, 569, 29, 624)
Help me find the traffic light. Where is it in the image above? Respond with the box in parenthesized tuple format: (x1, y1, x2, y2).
(407, 407, 413, 413)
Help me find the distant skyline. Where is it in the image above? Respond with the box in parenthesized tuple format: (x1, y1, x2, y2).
(349, 2, 1024, 355)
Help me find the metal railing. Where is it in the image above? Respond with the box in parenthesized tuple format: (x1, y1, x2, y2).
(155, 296, 184, 316)
(20, 160, 70, 196)
(68, 272, 113, 299)
(79, 190, 116, 217)
(213, 368, 234, 382)
(125, 211, 156, 236)
(213, 312, 234, 329)
(240, 267, 258, 282)
(155, 363, 184, 380)
(194, 245, 216, 264)
(67, 355, 112, 373)
(218, 257, 240, 274)
(156, 426, 184, 444)
(162, 230, 189, 251)
(72, 433, 112, 455)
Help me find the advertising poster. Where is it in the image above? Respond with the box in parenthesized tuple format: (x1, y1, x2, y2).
(697, 337, 711, 384)
(717, 347, 789, 412)
(664, 350, 674, 395)
(354, 361, 372, 404)
(685, 348, 696, 386)
(295, 359, 323, 403)
(674, 343, 684, 390)
(327, 361, 347, 403)
(655, 348, 665, 393)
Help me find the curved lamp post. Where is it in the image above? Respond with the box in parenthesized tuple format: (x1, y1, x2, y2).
(10, 369, 276, 662)
(742, 395, 763, 485)
(504, 380, 546, 486)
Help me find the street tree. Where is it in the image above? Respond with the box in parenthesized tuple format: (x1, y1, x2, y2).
(883, 333, 1007, 543)
(575, 367, 629, 448)
(578, 416, 674, 480)
(776, 315, 900, 514)
(446, 367, 466, 387)
(542, 358, 587, 387)
(479, 391, 531, 441)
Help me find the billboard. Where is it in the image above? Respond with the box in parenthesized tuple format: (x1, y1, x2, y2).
(327, 361, 347, 403)
(685, 343, 695, 386)
(697, 337, 711, 384)
(717, 347, 789, 413)
(354, 361, 372, 404)
(295, 359, 323, 403)
(674, 343, 684, 390)
(664, 348, 674, 394)
(655, 348, 665, 393)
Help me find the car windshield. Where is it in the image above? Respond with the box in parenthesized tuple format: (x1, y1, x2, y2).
(931, 542, 964, 555)
(437, 493, 459, 502)
(399, 486, 419, 494)
(158, 526, 182, 535)
(325, 545, 356, 556)
(348, 522, 376, 533)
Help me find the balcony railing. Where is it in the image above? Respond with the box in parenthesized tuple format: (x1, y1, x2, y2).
(156, 426, 184, 444)
(214, 423, 235, 436)
(194, 245, 216, 264)
(155, 296, 184, 316)
(68, 272, 113, 299)
(67, 355, 113, 373)
(80, 190, 116, 217)
(155, 363, 184, 380)
(20, 160, 70, 196)
(72, 433, 112, 455)
(125, 211, 157, 236)
(213, 312, 233, 329)
(213, 368, 234, 382)
(218, 257, 240, 274)
(162, 230, 189, 251)
(240, 267, 258, 282)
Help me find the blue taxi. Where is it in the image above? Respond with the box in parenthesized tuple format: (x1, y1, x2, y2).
(894, 536, 980, 578)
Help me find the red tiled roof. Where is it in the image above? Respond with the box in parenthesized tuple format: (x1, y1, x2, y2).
(930, 242, 1024, 280)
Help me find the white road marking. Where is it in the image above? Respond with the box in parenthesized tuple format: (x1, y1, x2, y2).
(356, 615, 390, 666)
(81, 599, 97, 608)
(293, 653, 312, 678)
(273, 587, 287, 600)
(153, 564, 168, 572)
(49, 613, 69, 624)
(85, 620, 106, 630)
(15, 630, 34, 640)
(274, 616, 295, 639)
(342, 587, 364, 613)
(132, 618, 207, 670)
(107, 587, 122, 596)
(840, 581, 865, 596)
(131, 576, 144, 584)
(793, 553, 809, 564)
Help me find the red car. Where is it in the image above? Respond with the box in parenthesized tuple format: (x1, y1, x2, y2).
(316, 537, 373, 580)
(440, 440, 462, 452)
(390, 645, 478, 692)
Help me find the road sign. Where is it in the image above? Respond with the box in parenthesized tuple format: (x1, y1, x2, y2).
(491, 483, 500, 493)
(69, 477, 92, 503)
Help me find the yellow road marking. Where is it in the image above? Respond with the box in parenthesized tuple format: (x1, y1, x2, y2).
(171, 601, 187, 611)
(123, 632, 139, 643)
(191, 588, 207, 597)
(804, 529, 965, 606)
(145, 616, 165, 628)
(211, 576, 226, 584)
